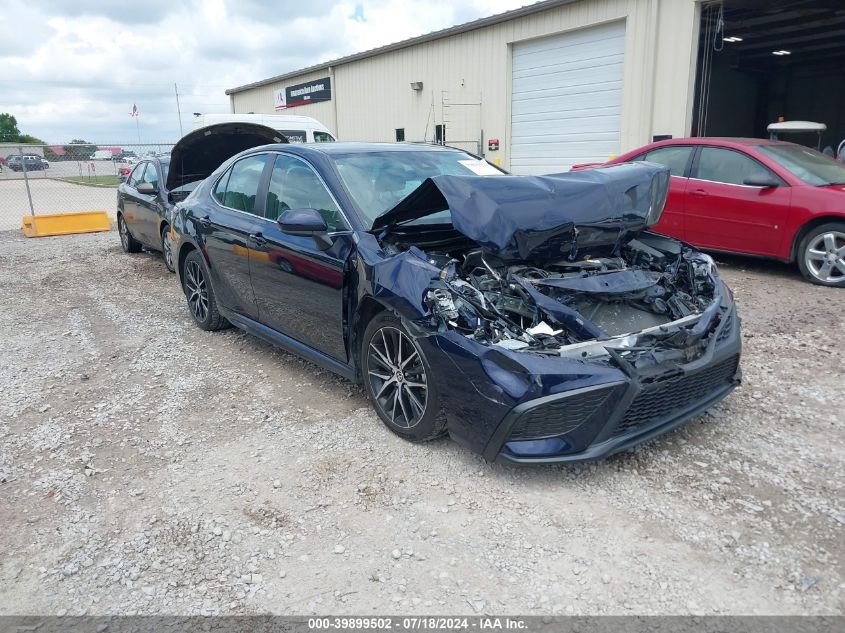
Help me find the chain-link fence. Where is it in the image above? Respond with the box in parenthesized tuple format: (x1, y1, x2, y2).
(0, 142, 175, 231)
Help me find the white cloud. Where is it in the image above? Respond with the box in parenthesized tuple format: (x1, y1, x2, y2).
(0, 0, 529, 143)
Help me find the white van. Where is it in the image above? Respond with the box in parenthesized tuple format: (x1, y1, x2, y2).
(89, 149, 115, 160)
(191, 113, 335, 143)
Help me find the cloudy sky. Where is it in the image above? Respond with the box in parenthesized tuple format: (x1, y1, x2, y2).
(0, 0, 529, 145)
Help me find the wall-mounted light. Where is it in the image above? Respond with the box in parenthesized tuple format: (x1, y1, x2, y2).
(772, 50, 792, 56)
(410, 81, 423, 91)
(723, 36, 743, 43)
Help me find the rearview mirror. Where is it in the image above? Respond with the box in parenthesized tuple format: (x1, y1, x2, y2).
(743, 174, 780, 188)
(278, 208, 332, 250)
(137, 181, 157, 195)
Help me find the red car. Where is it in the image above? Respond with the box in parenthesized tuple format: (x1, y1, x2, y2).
(574, 138, 845, 286)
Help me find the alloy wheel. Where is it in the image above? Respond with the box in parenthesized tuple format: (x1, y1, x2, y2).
(366, 326, 428, 429)
(805, 231, 845, 284)
(118, 217, 129, 250)
(184, 260, 209, 322)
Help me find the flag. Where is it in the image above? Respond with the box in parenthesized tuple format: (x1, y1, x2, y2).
(130, 104, 138, 117)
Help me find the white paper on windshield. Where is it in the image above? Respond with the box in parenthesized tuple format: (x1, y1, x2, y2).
(458, 159, 502, 176)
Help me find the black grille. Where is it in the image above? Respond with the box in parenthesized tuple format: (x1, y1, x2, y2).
(613, 355, 740, 438)
(509, 386, 615, 441)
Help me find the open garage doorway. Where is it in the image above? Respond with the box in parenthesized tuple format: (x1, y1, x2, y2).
(693, 0, 845, 156)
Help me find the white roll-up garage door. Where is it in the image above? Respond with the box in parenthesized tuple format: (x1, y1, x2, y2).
(510, 21, 626, 175)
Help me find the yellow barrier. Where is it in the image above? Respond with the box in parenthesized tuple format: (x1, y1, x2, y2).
(22, 211, 113, 238)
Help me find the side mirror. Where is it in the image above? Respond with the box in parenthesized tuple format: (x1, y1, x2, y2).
(278, 208, 332, 250)
(137, 181, 158, 195)
(743, 174, 780, 188)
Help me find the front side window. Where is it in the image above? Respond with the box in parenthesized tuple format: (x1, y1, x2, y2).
(128, 163, 146, 188)
(639, 146, 693, 177)
(216, 154, 268, 214)
(313, 131, 335, 143)
(143, 163, 160, 189)
(266, 154, 345, 231)
(694, 147, 777, 186)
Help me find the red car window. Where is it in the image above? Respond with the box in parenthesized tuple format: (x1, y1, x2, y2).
(694, 147, 778, 186)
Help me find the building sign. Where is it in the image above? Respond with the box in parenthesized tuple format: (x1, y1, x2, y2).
(274, 77, 332, 110)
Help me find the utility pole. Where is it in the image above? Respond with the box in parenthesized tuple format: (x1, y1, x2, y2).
(174, 83, 184, 137)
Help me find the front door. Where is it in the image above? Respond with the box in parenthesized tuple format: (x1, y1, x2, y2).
(248, 153, 350, 361)
(685, 146, 792, 256)
(135, 162, 165, 244)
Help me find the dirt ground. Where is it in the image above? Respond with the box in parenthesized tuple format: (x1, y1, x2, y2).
(0, 230, 842, 616)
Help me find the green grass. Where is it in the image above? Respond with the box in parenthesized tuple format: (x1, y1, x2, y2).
(59, 175, 120, 187)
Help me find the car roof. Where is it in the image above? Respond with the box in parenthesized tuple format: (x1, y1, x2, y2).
(247, 141, 471, 158)
(643, 137, 787, 149)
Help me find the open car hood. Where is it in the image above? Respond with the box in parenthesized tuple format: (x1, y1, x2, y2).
(371, 162, 670, 260)
(166, 123, 287, 191)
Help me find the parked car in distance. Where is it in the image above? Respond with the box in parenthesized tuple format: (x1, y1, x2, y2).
(573, 138, 845, 286)
(117, 123, 285, 273)
(192, 113, 336, 143)
(169, 141, 741, 464)
(7, 154, 49, 171)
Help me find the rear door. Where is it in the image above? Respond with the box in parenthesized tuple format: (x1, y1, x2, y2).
(632, 145, 694, 240)
(195, 153, 271, 319)
(248, 153, 351, 361)
(685, 146, 791, 256)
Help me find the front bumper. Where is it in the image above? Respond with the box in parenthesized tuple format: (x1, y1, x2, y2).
(419, 290, 742, 464)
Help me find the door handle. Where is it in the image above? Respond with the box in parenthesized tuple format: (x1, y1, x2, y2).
(689, 188, 709, 198)
(195, 215, 210, 227)
(249, 232, 267, 246)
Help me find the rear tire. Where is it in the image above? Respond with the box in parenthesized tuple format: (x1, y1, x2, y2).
(118, 214, 142, 253)
(361, 312, 447, 442)
(182, 250, 228, 331)
(161, 224, 175, 273)
(797, 222, 845, 287)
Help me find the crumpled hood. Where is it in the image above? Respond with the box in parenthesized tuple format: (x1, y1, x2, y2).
(372, 162, 670, 259)
(166, 122, 287, 191)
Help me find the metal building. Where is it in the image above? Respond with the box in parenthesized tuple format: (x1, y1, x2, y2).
(226, 0, 845, 174)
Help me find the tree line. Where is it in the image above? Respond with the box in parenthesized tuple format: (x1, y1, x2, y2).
(1, 112, 95, 160)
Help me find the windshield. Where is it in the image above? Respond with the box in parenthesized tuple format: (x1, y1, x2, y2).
(757, 144, 845, 185)
(331, 149, 504, 227)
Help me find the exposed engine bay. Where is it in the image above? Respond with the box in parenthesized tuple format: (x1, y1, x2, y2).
(396, 232, 719, 361)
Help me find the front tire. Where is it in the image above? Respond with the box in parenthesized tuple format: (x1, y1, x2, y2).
(182, 250, 228, 331)
(362, 313, 447, 442)
(161, 224, 175, 273)
(797, 222, 845, 287)
(118, 214, 142, 253)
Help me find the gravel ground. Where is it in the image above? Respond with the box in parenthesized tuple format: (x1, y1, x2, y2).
(0, 230, 842, 616)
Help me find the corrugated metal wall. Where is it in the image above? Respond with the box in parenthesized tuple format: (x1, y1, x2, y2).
(231, 0, 700, 171)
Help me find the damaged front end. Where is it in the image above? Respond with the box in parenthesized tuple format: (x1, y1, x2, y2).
(366, 163, 741, 462)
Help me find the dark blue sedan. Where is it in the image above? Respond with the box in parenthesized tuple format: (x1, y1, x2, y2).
(168, 130, 741, 464)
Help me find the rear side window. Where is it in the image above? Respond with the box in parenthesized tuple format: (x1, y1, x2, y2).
(314, 131, 335, 142)
(638, 146, 693, 177)
(694, 147, 776, 186)
(280, 129, 307, 143)
(215, 154, 269, 214)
